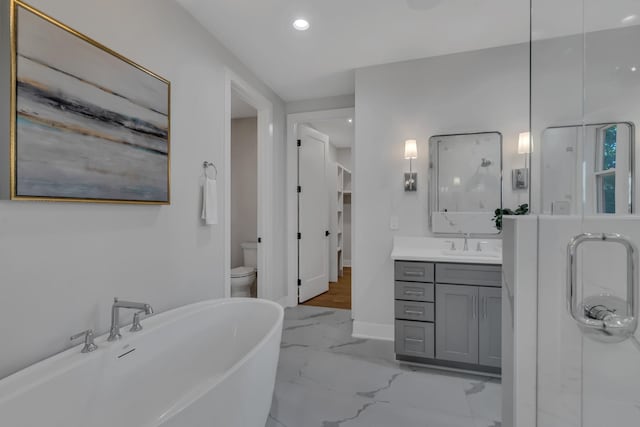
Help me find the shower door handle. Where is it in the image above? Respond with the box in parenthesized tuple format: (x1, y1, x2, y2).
(567, 233, 639, 342)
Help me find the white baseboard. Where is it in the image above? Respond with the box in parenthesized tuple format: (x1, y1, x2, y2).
(344, 259, 351, 267)
(286, 294, 298, 308)
(276, 296, 290, 308)
(352, 320, 394, 341)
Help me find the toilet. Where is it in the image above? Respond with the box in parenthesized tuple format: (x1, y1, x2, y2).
(230, 242, 257, 297)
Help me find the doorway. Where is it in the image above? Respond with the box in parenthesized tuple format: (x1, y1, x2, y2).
(286, 108, 354, 309)
(224, 69, 274, 300)
(230, 90, 258, 297)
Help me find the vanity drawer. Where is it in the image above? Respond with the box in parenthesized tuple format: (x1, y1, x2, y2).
(394, 261, 434, 282)
(395, 300, 434, 322)
(394, 281, 435, 302)
(395, 320, 435, 359)
(436, 263, 502, 287)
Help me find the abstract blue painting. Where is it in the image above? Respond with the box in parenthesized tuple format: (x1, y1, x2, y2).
(12, 1, 170, 203)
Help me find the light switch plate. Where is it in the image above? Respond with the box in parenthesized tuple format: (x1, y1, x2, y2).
(551, 201, 571, 215)
(390, 216, 399, 230)
(512, 168, 529, 190)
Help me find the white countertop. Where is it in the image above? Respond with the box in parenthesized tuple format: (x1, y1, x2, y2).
(391, 236, 502, 265)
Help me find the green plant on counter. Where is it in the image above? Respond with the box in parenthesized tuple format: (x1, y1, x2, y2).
(492, 204, 529, 230)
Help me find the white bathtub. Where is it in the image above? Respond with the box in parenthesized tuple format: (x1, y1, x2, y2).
(0, 298, 283, 427)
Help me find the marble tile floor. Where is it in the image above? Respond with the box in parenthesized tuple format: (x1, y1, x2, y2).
(266, 305, 501, 427)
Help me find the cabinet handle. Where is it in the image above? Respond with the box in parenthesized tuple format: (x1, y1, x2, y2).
(483, 296, 488, 319)
(404, 338, 424, 343)
(472, 295, 477, 319)
(403, 270, 424, 277)
(404, 309, 424, 316)
(404, 290, 424, 296)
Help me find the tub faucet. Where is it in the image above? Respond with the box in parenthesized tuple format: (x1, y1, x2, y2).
(108, 298, 154, 341)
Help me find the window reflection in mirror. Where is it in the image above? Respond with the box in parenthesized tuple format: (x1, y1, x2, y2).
(540, 122, 633, 215)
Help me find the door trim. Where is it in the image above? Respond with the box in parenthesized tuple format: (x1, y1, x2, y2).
(224, 69, 274, 300)
(286, 108, 355, 307)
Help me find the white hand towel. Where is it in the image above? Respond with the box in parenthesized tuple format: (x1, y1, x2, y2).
(201, 177, 218, 225)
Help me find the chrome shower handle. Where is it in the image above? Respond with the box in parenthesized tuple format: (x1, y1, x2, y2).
(567, 232, 639, 342)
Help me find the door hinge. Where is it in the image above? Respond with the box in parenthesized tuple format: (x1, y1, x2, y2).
(258, 237, 262, 243)
(297, 232, 302, 240)
(298, 279, 301, 286)
(297, 186, 302, 193)
(297, 139, 301, 147)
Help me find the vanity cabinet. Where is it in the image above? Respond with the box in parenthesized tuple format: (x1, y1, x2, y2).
(394, 260, 502, 374)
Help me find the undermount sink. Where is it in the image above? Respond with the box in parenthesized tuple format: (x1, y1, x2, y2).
(441, 250, 501, 258)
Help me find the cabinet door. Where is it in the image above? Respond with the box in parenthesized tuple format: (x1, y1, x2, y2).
(435, 284, 479, 364)
(479, 287, 502, 367)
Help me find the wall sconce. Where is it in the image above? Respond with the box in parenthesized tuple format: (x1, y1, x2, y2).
(512, 131, 530, 190)
(404, 139, 418, 191)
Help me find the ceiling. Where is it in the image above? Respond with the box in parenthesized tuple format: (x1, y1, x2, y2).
(231, 90, 257, 119)
(177, 0, 640, 102)
(308, 117, 354, 148)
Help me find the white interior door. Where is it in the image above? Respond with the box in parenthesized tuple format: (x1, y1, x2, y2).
(298, 125, 329, 302)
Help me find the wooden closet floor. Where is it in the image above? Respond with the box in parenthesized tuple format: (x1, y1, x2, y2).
(302, 267, 351, 310)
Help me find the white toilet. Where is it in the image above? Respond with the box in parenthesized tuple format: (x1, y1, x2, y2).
(230, 242, 258, 297)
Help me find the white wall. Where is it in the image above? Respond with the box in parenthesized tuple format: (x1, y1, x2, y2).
(336, 148, 352, 170)
(353, 43, 529, 332)
(0, 0, 286, 379)
(286, 94, 355, 115)
(230, 118, 257, 268)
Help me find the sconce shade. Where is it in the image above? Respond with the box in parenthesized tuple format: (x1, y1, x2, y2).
(404, 139, 418, 159)
(518, 132, 531, 154)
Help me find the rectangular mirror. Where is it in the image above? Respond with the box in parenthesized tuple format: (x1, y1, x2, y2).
(429, 132, 502, 234)
(540, 122, 634, 215)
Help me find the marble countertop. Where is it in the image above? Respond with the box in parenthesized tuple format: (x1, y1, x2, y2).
(391, 236, 502, 265)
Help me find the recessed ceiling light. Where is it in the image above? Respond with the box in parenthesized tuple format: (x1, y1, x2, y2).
(293, 19, 310, 31)
(632, 66, 637, 72)
(622, 14, 637, 24)
(347, 118, 353, 124)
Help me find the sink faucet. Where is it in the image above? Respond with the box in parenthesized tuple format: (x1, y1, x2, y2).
(462, 233, 470, 251)
(108, 298, 154, 341)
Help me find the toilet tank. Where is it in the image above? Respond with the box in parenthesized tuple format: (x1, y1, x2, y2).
(241, 242, 258, 268)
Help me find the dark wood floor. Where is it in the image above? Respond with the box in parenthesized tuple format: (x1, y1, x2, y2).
(302, 267, 351, 310)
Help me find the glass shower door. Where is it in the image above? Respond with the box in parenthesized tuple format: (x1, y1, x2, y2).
(531, 0, 640, 426)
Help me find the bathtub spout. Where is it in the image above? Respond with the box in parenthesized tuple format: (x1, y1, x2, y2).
(108, 298, 154, 341)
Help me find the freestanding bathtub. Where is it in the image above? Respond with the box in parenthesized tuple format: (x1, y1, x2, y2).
(0, 298, 283, 427)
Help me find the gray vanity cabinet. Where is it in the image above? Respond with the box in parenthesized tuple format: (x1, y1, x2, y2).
(478, 287, 502, 367)
(394, 260, 502, 375)
(435, 284, 479, 364)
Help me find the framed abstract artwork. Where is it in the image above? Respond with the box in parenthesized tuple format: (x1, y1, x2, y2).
(10, 0, 171, 204)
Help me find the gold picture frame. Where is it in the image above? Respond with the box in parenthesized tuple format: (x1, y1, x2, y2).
(10, 0, 171, 204)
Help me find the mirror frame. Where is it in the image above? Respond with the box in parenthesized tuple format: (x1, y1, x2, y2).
(428, 131, 503, 235)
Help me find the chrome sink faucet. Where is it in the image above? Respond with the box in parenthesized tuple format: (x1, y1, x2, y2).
(70, 329, 98, 353)
(108, 298, 154, 341)
(462, 233, 471, 251)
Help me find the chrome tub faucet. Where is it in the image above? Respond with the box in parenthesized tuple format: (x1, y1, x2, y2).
(108, 298, 154, 341)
